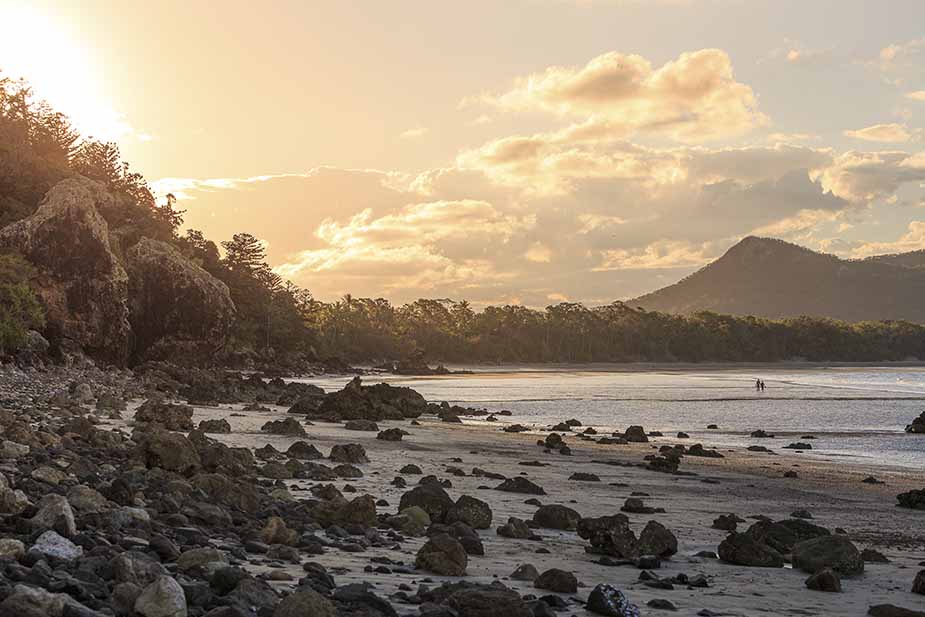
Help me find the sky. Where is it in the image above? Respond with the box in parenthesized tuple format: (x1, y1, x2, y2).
(2, 0, 924, 307)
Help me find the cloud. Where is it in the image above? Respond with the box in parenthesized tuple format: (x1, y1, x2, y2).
(844, 123, 912, 143)
(850, 221, 925, 257)
(814, 150, 925, 202)
(907, 91, 925, 102)
(399, 127, 428, 139)
(595, 239, 722, 270)
(471, 48, 766, 143)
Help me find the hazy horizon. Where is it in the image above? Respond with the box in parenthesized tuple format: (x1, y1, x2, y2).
(2, 0, 924, 307)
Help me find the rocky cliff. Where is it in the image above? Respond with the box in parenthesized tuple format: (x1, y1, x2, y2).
(0, 177, 235, 366)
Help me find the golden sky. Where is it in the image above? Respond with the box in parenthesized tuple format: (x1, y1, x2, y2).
(3, 0, 925, 305)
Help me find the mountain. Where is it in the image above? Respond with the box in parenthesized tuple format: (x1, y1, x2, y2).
(630, 236, 925, 323)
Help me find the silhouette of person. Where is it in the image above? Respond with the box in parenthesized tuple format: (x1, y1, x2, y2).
(755, 379, 761, 391)
(760, 380, 766, 392)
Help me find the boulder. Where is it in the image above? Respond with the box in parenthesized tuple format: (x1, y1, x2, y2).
(905, 412, 925, 434)
(744, 518, 830, 554)
(198, 419, 231, 434)
(135, 397, 194, 431)
(330, 443, 369, 464)
(624, 426, 648, 443)
(532, 504, 581, 531)
(578, 515, 638, 558)
(134, 575, 188, 617)
(260, 418, 306, 437)
(136, 430, 201, 475)
(344, 419, 379, 431)
(125, 237, 234, 365)
(510, 564, 540, 581)
(30, 530, 83, 561)
(446, 495, 493, 529)
(445, 584, 530, 617)
(497, 517, 541, 541)
(286, 441, 323, 460)
(0, 177, 131, 365)
(312, 377, 428, 421)
(30, 494, 76, 537)
(400, 483, 455, 523)
(496, 477, 546, 495)
(587, 584, 640, 617)
(913, 570, 925, 595)
(636, 520, 678, 558)
(273, 588, 336, 617)
(792, 535, 863, 576)
(718, 532, 783, 568)
(897, 489, 925, 510)
(806, 568, 842, 592)
(534, 568, 577, 593)
(417, 533, 468, 576)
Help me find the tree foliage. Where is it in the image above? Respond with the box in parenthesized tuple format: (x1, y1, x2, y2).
(0, 252, 44, 354)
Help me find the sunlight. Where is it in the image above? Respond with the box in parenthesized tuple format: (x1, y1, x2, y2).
(0, 2, 135, 142)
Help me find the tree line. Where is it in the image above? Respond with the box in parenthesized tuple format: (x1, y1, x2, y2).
(3, 71, 925, 366)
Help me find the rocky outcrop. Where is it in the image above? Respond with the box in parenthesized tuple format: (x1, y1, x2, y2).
(0, 177, 235, 367)
(125, 238, 234, 364)
(0, 178, 131, 365)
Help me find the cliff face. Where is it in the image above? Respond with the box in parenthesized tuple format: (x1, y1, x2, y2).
(0, 177, 235, 366)
(126, 237, 234, 365)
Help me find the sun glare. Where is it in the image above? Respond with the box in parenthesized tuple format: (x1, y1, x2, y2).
(0, 2, 134, 142)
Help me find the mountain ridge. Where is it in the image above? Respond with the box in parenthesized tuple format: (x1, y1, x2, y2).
(630, 236, 925, 323)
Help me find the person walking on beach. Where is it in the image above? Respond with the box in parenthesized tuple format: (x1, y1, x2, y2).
(760, 379, 766, 391)
(755, 378, 761, 391)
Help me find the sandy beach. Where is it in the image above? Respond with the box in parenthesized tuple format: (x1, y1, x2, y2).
(173, 400, 925, 617)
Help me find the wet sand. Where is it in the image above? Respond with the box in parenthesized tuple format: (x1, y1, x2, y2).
(131, 400, 925, 617)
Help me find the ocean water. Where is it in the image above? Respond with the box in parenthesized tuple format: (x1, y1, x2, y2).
(298, 367, 925, 471)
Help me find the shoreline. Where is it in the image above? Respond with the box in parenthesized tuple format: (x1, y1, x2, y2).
(174, 402, 925, 615)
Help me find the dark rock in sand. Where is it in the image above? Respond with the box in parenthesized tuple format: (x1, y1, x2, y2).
(400, 483, 455, 523)
(637, 521, 678, 558)
(912, 570, 925, 595)
(806, 568, 842, 592)
(569, 472, 600, 482)
(496, 477, 546, 495)
(510, 564, 540, 581)
(417, 533, 468, 576)
(718, 532, 784, 568)
(905, 412, 925, 434)
(792, 535, 864, 576)
(274, 588, 335, 617)
(286, 441, 323, 460)
(897, 489, 925, 510)
(578, 515, 638, 559)
(135, 430, 201, 476)
(135, 397, 194, 431)
(313, 376, 427, 421)
(587, 584, 641, 617)
(497, 517, 541, 541)
(624, 426, 648, 443)
(534, 568, 577, 593)
(868, 605, 925, 617)
(446, 495, 493, 529)
(532, 504, 581, 530)
(198, 418, 231, 434)
(260, 417, 306, 436)
(712, 514, 742, 531)
(744, 518, 830, 554)
(330, 443, 369, 464)
(687, 443, 724, 458)
(377, 428, 406, 441)
(400, 463, 423, 475)
(784, 442, 813, 450)
(861, 548, 890, 563)
(439, 583, 531, 617)
(750, 429, 774, 438)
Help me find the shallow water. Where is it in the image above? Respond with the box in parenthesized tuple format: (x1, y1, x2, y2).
(296, 366, 925, 471)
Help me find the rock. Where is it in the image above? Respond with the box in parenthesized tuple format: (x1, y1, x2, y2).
(400, 464, 423, 475)
(897, 489, 925, 510)
(442, 584, 530, 617)
(496, 477, 546, 495)
(312, 377, 428, 421)
(750, 429, 774, 438)
(400, 483, 455, 523)
(31, 530, 83, 561)
(416, 533, 468, 576)
(261, 516, 298, 545)
(792, 535, 863, 576)
(532, 504, 581, 530)
(806, 568, 842, 592)
(126, 237, 234, 364)
(905, 412, 925, 433)
(578, 515, 638, 559)
(30, 494, 76, 537)
(712, 514, 739, 531)
(784, 442, 812, 450)
(510, 564, 540, 581)
(718, 532, 783, 568)
(344, 419, 379, 431)
(446, 495, 493, 529)
(744, 518, 830, 554)
(377, 428, 406, 441)
(687, 444, 724, 458)
(388, 506, 431, 536)
(273, 589, 335, 617)
(135, 397, 195, 431)
(330, 443, 369, 463)
(569, 472, 601, 482)
(198, 419, 231, 434)
(0, 538, 25, 560)
(791, 509, 813, 519)
(0, 440, 29, 459)
(136, 430, 201, 475)
(113, 550, 167, 586)
(176, 547, 227, 573)
(913, 571, 925, 595)
(497, 516, 541, 541)
(534, 568, 577, 593)
(624, 426, 648, 443)
(1, 585, 71, 617)
(0, 486, 30, 514)
(260, 418, 306, 436)
(637, 521, 677, 558)
(0, 177, 132, 365)
(862, 548, 890, 563)
(67, 485, 111, 514)
(587, 584, 640, 617)
(134, 575, 188, 617)
(30, 465, 67, 485)
(286, 441, 323, 460)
